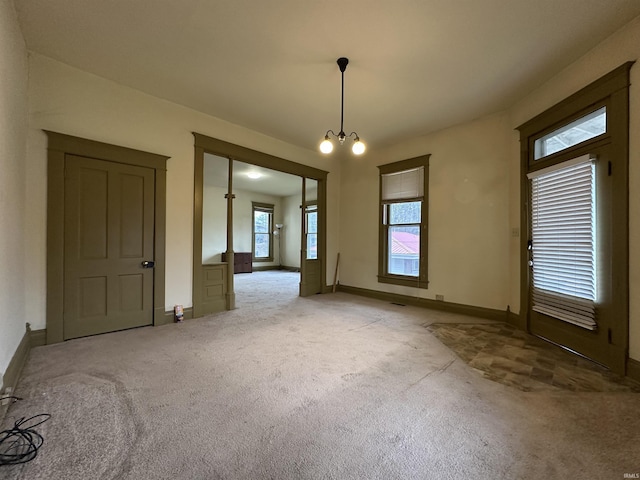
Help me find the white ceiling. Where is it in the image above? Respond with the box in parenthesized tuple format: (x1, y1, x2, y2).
(14, 0, 640, 152)
(204, 154, 305, 197)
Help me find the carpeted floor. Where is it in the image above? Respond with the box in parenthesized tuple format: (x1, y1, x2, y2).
(2, 271, 640, 479)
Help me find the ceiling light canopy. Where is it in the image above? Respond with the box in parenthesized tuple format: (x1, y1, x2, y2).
(320, 57, 365, 156)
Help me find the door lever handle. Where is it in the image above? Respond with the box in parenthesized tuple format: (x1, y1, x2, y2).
(141, 261, 155, 269)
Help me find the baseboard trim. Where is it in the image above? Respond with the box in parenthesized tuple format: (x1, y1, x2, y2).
(1, 326, 31, 424)
(506, 308, 524, 329)
(281, 265, 300, 272)
(336, 284, 507, 321)
(252, 265, 277, 272)
(161, 306, 194, 325)
(627, 358, 640, 383)
(31, 328, 47, 348)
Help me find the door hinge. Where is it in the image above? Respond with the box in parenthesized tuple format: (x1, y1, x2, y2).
(608, 161, 612, 176)
(608, 328, 613, 344)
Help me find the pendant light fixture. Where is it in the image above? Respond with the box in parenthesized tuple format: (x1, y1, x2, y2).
(319, 57, 365, 155)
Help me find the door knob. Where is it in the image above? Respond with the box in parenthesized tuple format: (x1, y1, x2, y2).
(141, 261, 155, 268)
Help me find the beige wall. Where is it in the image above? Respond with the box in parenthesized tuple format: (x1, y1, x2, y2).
(6, 10, 639, 373)
(232, 190, 282, 264)
(202, 185, 287, 266)
(282, 192, 302, 269)
(0, 0, 28, 382)
(508, 16, 640, 360)
(339, 113, 511, 311)
(202, 185, 282, 263)
(202, 185, 227, 264)
(25, 53, 340, 329)
(339, 15, 640, 362)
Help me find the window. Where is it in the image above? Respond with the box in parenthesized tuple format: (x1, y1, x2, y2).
(378, 155, 430, 288)
(305, 204, 318, 260)
(528, 155, 596, 330)
(252, 202, 273, 261)
(534, 107, 606, 160)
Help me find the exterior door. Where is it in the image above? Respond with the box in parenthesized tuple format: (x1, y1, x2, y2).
(527, 146, 615, 368)
(63, 155, 155, 339)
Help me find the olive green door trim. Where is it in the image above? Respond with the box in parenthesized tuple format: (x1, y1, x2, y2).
(46, 131, 168, 344)
(193, 133, 328, 180)
(192, 133, 328, 314)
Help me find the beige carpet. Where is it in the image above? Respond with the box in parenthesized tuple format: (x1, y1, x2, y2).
(2, 271, 639, 479)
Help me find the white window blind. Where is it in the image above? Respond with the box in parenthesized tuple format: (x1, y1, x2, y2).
(527, 155, 597, 330)
(382, 167, 424, 201)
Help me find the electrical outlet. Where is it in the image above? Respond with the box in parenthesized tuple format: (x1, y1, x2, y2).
(511, 227, 520, 237)
(435, 294, 444, 301)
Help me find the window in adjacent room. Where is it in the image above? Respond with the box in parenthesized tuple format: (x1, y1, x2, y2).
(252, 202, 274, 261)
(305, 204, 318, 260)
(378, 155, 430, 288)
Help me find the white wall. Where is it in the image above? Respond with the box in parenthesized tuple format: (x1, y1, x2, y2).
(282, 192, 302, 269)
(233, 190, 282, 265)
(202, 185, 283, 266)
(25, 53, 340, 329)
(508, 15, 640, 360)
(339, 113, 511, 311)
(0, 0, 28, 383)
(15, 12, 640, 369)
(202, 185, 227, 264)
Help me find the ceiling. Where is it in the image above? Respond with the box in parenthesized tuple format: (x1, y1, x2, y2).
(204, 154, 307, 197)
(14, 0, 640, 153)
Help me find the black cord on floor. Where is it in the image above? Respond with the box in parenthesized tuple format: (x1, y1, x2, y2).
(0, 397, 50, 466)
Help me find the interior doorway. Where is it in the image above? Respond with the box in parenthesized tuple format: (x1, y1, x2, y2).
(192, 133, 328, 318)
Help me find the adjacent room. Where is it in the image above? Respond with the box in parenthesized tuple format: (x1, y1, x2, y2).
(2, 1, 640, 478)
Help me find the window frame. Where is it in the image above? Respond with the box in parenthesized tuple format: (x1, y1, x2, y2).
(377, 155, 430, 289)
(252, 202, 274, 262)
(305, 203, 318, 260)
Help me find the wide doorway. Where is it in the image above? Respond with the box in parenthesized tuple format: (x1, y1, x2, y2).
(192, 133, 328, 318)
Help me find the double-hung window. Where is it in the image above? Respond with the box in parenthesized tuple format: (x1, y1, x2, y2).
(378, 155, 430, 288)
(305, 204, 318, 260)
(252, 202, 274, 261)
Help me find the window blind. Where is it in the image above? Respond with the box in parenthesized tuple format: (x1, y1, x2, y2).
(382, 167, 424, 201)
(527, 155, 596, 330)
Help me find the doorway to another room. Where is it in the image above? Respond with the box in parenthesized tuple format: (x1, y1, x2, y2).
(192, 133, 328, 318)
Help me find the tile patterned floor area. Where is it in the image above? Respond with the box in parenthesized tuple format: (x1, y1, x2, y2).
(426, 323, 640, 393)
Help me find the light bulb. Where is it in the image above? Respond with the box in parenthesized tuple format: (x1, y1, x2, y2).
(320, 137, 333, 154)
(352, 139, 365, 155)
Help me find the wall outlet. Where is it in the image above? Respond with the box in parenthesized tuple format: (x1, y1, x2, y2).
(511, 227, 520, 237)
(435, 294, 444, 301)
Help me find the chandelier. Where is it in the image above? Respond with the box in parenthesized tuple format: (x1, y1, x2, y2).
(319, 57, 365, 155)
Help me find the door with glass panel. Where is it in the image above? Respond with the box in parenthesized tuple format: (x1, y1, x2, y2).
(300, 178, 322, 296)
(525, 106, 619, 369)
